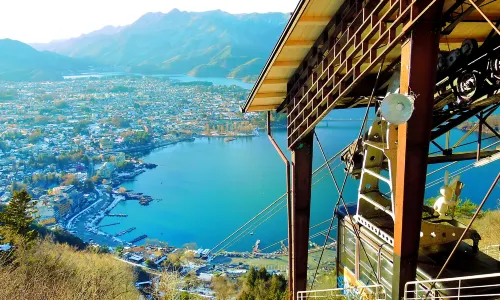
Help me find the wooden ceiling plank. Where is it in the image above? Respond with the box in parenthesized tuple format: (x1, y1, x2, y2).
(263, 79, 289, 85)
(254, 92, 287, 99)
(298, 16, 331, 26)
(284, 40, 316, 48)
(247, 105, 280, 112)
(274, 60, 302, 67)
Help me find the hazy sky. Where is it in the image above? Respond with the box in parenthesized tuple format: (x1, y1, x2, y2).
(0, 0, 298, 44)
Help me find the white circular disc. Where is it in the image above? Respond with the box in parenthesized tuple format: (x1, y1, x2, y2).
(380, 93, 414, 124)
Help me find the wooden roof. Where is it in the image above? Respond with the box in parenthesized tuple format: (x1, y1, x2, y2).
(243, 0, 500, 113)
(243, 0, 345, 112)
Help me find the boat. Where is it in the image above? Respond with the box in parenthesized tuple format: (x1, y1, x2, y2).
(224, 137, 236, 142)
(253, 128, 260, 136)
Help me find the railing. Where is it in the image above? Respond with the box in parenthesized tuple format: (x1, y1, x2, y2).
(404, 272, 500, 299)
(297, 284, 386, 299)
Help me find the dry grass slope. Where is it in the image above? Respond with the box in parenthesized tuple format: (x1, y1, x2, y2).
(0, 238, 139, 300)
(473, 209, 500, 247)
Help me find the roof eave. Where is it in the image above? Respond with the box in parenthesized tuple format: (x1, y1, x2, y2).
(242, 0, 308, 113)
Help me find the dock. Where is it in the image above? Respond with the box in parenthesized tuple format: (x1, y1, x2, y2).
(114, 227, 136, 237)
(106, 213, 128, 217)
(123, 192, 154, 206)
(98, 222, 120, 228)
(130, 234, 148, 244)
(252, 239, 261, 254)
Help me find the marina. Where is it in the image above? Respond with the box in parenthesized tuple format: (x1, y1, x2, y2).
(106, 213, 128, 217)
(97, 222, 120, 228)
(122, 191, 154, 206)
(130, 235, 148, 244)
(114, 227, 136, 237)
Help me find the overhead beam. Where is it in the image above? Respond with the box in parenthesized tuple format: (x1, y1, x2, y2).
(274, 61, 302, 68)
(465, 13, 500, 21)
(284, 40, 316, 48)
(263, 79, 289, 85)
(428, 150, 499, 164)
(297, 16, 331, 26)
(392, 1, 444, 299)
(254, 92, 287, 99)
(441, 0, 486, 35)
(246, 105, 280, 112)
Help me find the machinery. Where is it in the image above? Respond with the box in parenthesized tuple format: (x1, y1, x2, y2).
(242, 0, 500, 299)
(336, 35, 500, 299)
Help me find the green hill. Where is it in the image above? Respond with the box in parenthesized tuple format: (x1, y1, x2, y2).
(0, 39, 93, 81)
(33, 9, 289, 80)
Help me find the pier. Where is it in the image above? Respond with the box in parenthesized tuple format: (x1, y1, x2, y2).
(130, 234, 148, 244)
(98, 222, 120, 228)
(252, 239, 261, 254)
(106, 213, 128, 217)
(123, 192, 154, 206)
(114, 227, 136, 237)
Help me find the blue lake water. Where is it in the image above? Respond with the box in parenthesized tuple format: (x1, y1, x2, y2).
(102, 119, 500, 252)
(161, 74, 254, 89)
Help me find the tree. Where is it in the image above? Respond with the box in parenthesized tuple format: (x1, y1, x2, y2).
(246, 266, 257, 287)
(28, 128, 43, 143)
(115, 245, 125, 257)
(145, 259, 155, 268)
(237, 267, 287, 300)
(425, 197, 481, 220)
(11, 181, 27, 192)
(183, 250, 196, 262)
(268, 274, 287, 300)
(82, 179, 95, 193)
(62, 173, 78, 186)
(152, 271, 183, 299)
(0, 190, 38, 241)
(182, 242, 198, 250)
(91, 245, 110, 254)
(165, 253, 181, 271)
(212, 275, 236, 300)
(184, 270, 201, 290)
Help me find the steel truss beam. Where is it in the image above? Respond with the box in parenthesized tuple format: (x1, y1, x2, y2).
(290, 132, 314, 300)
(286, 0, 444, 149)
(391, 1, 445, 299)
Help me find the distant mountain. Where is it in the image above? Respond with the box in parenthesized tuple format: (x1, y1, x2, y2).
(33, 9, 289, 80)
(0, 39, 93, 81)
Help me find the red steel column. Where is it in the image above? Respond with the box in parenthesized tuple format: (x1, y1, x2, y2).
(392, 1, 444, 299)
(290, 132, 314, 299)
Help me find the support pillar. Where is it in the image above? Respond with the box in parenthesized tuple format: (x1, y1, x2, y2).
(392, 1, 444, 299)
(290, 132, 314, 300)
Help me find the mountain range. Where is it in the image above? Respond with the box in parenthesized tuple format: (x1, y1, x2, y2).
(0, 39, 96, 81)
(18, 9, 289, 82)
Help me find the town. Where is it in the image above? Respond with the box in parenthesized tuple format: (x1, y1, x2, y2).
(0, 75, 297, 297)
(0, 76, 268, 236)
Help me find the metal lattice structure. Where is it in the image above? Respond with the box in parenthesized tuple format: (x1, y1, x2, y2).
(242, 0, 500, 299)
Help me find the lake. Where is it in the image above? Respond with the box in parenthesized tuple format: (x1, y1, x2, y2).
(100, 122, 500, 252)
(63, 73, 254, 89)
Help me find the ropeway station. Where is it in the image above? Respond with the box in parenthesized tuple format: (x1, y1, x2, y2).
(241, 0, 500, 299)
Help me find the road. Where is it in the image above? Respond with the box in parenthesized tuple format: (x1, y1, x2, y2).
(66, 194, 104, 229)
(113, 257, 162, 276)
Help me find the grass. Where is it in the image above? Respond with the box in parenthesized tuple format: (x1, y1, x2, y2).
(229, 248, 337, 286)
(0, 237, 140, 300)
(473, 209, 500, 248)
